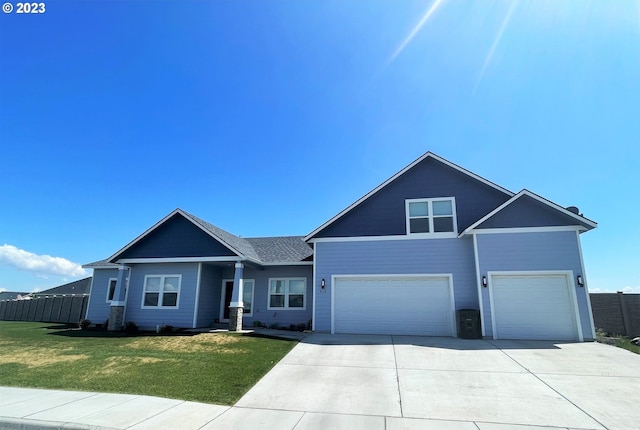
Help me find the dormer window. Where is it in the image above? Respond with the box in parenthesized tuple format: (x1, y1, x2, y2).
(406, 197, 457, 236)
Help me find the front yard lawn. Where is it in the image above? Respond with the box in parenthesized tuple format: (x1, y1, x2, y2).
(0, 322, 296, 405)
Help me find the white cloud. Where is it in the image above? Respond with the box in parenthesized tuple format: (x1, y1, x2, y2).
(0, 288, 6, 293)
(0, 244, 87, 277)
(622, 286, 640, 293)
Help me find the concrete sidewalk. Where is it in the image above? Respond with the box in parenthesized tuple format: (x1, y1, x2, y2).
(2, 335, 640, 429)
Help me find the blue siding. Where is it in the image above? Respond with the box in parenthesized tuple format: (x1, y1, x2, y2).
(314, 238, 477, 332)
(85, 269, 118, 324)
(196, 264, 223, 327)
(124, 263, 199, 330)
(314, 157, 511, 238)
(222, 265, 313, 329)
(478, 195, 589, 229)
(477, 231, 593, 340)
(118, 214, 237, 259)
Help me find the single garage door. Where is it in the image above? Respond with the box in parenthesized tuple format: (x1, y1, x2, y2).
(333, 275, 454, 336)
(490, 273, 580, 341)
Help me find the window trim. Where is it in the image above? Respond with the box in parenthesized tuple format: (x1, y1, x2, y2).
(242, 279, 255, 317)
(141, 274, 182, 309)
(106, 278, 117, 303)
(405, 197, 458, 238)
(267, 277, 307, 310)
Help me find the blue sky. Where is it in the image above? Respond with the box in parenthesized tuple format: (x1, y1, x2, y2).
(0, 0, 638, 294)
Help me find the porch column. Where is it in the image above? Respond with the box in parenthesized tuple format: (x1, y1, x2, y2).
(108, 266, 129, 331)
(228, 262, 244, 332)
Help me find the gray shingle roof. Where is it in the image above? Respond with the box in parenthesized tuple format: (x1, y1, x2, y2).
(83, 259, 120, 268)
(34, 277, 92, 296)
(183, 210, 312, 263)
(245, 236, 313, 263)
(180, 210, 262, 262)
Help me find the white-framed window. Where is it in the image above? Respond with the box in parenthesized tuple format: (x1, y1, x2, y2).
(242, 279, 255, 316)
(268, 278, 306, 310)
(106, 278, 117, 303)
(406, 197, 458, 236)
(142, 275, 181, 308)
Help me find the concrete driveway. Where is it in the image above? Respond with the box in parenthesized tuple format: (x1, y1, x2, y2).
(237, 334, 640, 429)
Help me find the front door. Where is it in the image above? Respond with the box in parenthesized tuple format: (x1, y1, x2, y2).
(222, 280, 234, 320)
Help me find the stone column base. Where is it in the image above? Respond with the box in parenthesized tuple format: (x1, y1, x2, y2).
(229, 307, 243, 332)
(108, 306, 125, 331)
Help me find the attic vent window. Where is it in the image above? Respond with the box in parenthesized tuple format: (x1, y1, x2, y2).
(406, 197, 457, 236)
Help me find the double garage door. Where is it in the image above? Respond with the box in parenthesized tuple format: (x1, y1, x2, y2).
(490, 273, 581, 341)
(333, 275, 454, 336)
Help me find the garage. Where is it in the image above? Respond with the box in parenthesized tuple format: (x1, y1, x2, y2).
(332, 275, 454, 336)
(490, 272, 581, 341)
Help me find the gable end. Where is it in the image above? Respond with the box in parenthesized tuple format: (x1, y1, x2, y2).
(307, 154, 513, 239)
(114, 213, 239, 260)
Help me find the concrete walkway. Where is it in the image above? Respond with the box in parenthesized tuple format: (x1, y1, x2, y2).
(2, 335, 639, 429)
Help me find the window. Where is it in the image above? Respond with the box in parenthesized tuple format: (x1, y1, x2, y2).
(242, 280, 254, 316)
(106, 278, 117, 302)
(268, 278, 306, 309)
(406, 197, 457, 235)
(142, 275, 181, 308)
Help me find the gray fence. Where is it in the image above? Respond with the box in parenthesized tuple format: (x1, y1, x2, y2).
(590, 293, 640, 337)
(0, 295, 88, 324)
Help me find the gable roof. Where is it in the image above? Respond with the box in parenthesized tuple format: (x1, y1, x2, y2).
(106, 209, 259, 263)
(304, 152, 514, 241)
(97, 209, 311, 265)
(82, 259, 120, 269)
(34, 277, 92, 296)
(460, 189, 597, 236)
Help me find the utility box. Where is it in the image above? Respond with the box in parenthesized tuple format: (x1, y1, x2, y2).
(457, 309, 481, 339)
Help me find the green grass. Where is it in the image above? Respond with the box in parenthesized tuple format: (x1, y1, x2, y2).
(612, 337, 640, 354)
(0, 321, 296, 405)
(595, 329, 640, 355)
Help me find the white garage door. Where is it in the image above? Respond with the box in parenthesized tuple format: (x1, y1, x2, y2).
(490, 273, 580, 341)
(333, 275, 454, 336)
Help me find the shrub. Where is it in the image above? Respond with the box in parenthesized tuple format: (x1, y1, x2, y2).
(124, 321, 138, 334)
(253, 321, 262, 327)
(78, 319, 91, 330)
(159, 324, 173, 334)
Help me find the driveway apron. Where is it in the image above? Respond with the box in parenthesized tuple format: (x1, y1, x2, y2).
(237, 333, 640, 429)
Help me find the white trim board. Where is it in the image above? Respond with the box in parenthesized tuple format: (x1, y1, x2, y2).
(116, 257, 245, 264)
(466, 226, 585, 235)
(193, 263, 202, 328)
(472, 234, 485, 337)
(308, 234, 460, 243)
(305, 152, 514, 241)
(575, 231, 596, 339)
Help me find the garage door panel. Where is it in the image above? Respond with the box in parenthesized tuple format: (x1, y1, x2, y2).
(333, 276, 453, 336)
(491, 273, 578, 341)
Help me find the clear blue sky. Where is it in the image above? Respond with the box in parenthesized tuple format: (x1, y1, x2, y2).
(1, 0, 638, 294)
